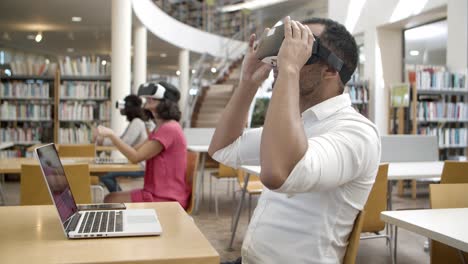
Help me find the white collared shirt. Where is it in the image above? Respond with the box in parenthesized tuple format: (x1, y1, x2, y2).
(212, 94, 381, 264)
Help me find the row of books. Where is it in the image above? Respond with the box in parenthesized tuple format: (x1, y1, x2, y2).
(0, 150, 21, 158)
(59, 126, 92, 144)
(417, 102, 468, 121)
(59, 102, 110, 121)
(9, 61, 58, 76)
(0, 82, 50, 98)
(0, 102, 52, 120)
(418, 127, 467, 147)
(0, 127, 42, 143)
(347, 85, 369, 103)
(58, 56, 111, 76)
(415, 69, 466, 90)
(61, 81, 110, 99)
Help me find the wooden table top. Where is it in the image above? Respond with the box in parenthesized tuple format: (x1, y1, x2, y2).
(0, 157, 142, 174)
(0, 202, 219, 264)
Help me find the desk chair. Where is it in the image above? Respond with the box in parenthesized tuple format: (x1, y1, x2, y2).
(237, 169, 263, 222)
(57, 144, 104, 202)
(440, 161, 468, 184)
(20, 163, 92, 205)
(360, 164, 394, 264)
(429, 184, 468, 264)
(343, 211, 366, 264)
(185, 150, 200, 215)
(209, 164, 237, 217)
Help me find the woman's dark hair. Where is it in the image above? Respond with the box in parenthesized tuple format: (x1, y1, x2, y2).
(155, 99, 181, 121)
(123, 94, 146, 122)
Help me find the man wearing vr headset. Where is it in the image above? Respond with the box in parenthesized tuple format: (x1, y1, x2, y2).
(209, 17, 380, 264)
(96, 82, 190, 208)
(94, 94, 148, 192)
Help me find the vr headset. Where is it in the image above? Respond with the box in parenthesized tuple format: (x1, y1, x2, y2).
(137, 82, 180, 102)
(256, 24, 353, 84)
(115, 99, 139, 110)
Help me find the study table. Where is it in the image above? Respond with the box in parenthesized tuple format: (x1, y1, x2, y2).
(381, 208, 468, 263)
(0, 157, 143, 174)
(0, 202, 219, 263)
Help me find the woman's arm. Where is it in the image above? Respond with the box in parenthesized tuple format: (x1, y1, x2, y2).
(97, 125, 163, 163)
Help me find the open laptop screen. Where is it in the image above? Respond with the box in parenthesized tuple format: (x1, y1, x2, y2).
(36, 144, 78, 223)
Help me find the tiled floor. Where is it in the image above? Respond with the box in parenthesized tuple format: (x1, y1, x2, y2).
(1, 172, 431, 263)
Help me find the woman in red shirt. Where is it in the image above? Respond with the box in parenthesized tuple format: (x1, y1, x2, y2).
(97, 82, 189, 209)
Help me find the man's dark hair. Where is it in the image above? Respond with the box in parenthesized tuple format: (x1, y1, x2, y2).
(123, 94, 146, 122)
(302, 18, 358, 88)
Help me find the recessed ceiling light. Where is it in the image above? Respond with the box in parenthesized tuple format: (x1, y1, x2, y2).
(67, 48, 75, 53)
(101, 60, 107, 66)
(35, 32, 43, 43)
(176, 70, 181, 76)
(409, 50, 420, 56)
(72, 16, 82, 22)
(45, 59, 50, 64)
(160, 53, 167, 58)
(211, 67, 217, 73)
(191, 69, 196, 74)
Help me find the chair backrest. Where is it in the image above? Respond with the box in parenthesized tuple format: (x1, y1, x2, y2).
(440, 161, 468, 184)
(362, 163, 389, 233)
(21, 163, 92, 205)
(183, 128, 215, 146)
(219, 164, 237, 178)
(57, 144, 95, 158)
(185, 150, 200, 215)
(380, 135, 438, 162)
(343, 211, 365, 264)
(429, 184, 468, 264)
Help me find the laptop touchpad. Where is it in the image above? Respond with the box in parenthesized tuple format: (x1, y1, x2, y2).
(127, 215, 157, 224)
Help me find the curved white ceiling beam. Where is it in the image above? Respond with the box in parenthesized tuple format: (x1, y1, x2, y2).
(132, 0, 247, 59)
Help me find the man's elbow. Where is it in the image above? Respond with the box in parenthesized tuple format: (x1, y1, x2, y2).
(260, 170, 286, 190)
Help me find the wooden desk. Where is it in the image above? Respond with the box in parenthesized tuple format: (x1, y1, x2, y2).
(27, 144, 117, 153)
(381, 208, 468, 262)
(0, 202, 219, 263)
(0, 157, 143, 174)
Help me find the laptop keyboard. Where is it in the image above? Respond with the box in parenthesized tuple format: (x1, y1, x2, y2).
(73, 211, 124, 233)
(95, 157, 128, 164)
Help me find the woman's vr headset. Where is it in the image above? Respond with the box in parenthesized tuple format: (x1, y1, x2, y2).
(255, 24, 353, 84)
(137, 82, 180, 102)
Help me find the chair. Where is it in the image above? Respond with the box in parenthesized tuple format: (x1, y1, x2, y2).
(185, 150, 200, 215)
(440, 161, 468, 184)
(209, 163, 237, 217)
(20, 163, 92, 205)
(57, 144, 96, 157)
(429, 184, 468, 264)
(343, 211, 366, 264)
(360, 164, 394, 263)
(57, 144, 104, 202)
(236, 169, 263, 221)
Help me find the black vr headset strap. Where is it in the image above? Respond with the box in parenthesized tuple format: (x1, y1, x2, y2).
(308, 38, 353, 84)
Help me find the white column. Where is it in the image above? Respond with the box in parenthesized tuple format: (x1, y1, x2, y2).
(179, 49, 190, 127)
(133, 18, 147, 94)
(447, 0, 468, 72)
(111, 0, 132, 135)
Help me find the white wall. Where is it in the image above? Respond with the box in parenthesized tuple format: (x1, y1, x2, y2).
(328, 0, 451, 134)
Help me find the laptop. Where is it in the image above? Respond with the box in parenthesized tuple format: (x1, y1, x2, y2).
(35, 143, 162, 239)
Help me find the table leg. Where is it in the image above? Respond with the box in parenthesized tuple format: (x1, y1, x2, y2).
(394, 226, 398, 264)
(228, 172, 250, 250)
(0, 174, 5, 205)
(411, 179, 417, 199)
(194, 152, 206, 214)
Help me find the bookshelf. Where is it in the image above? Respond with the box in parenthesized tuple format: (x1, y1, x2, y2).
(0, 75, 55, 157)
(57, 75, 111, 144)
(345, 80, 369, 117)
(409, 66, 467, 159)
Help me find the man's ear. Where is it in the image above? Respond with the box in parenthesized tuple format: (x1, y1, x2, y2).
(321, 65, 339, 81)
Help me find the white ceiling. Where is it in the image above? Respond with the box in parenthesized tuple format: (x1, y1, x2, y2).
(0, 0, 327, 75)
